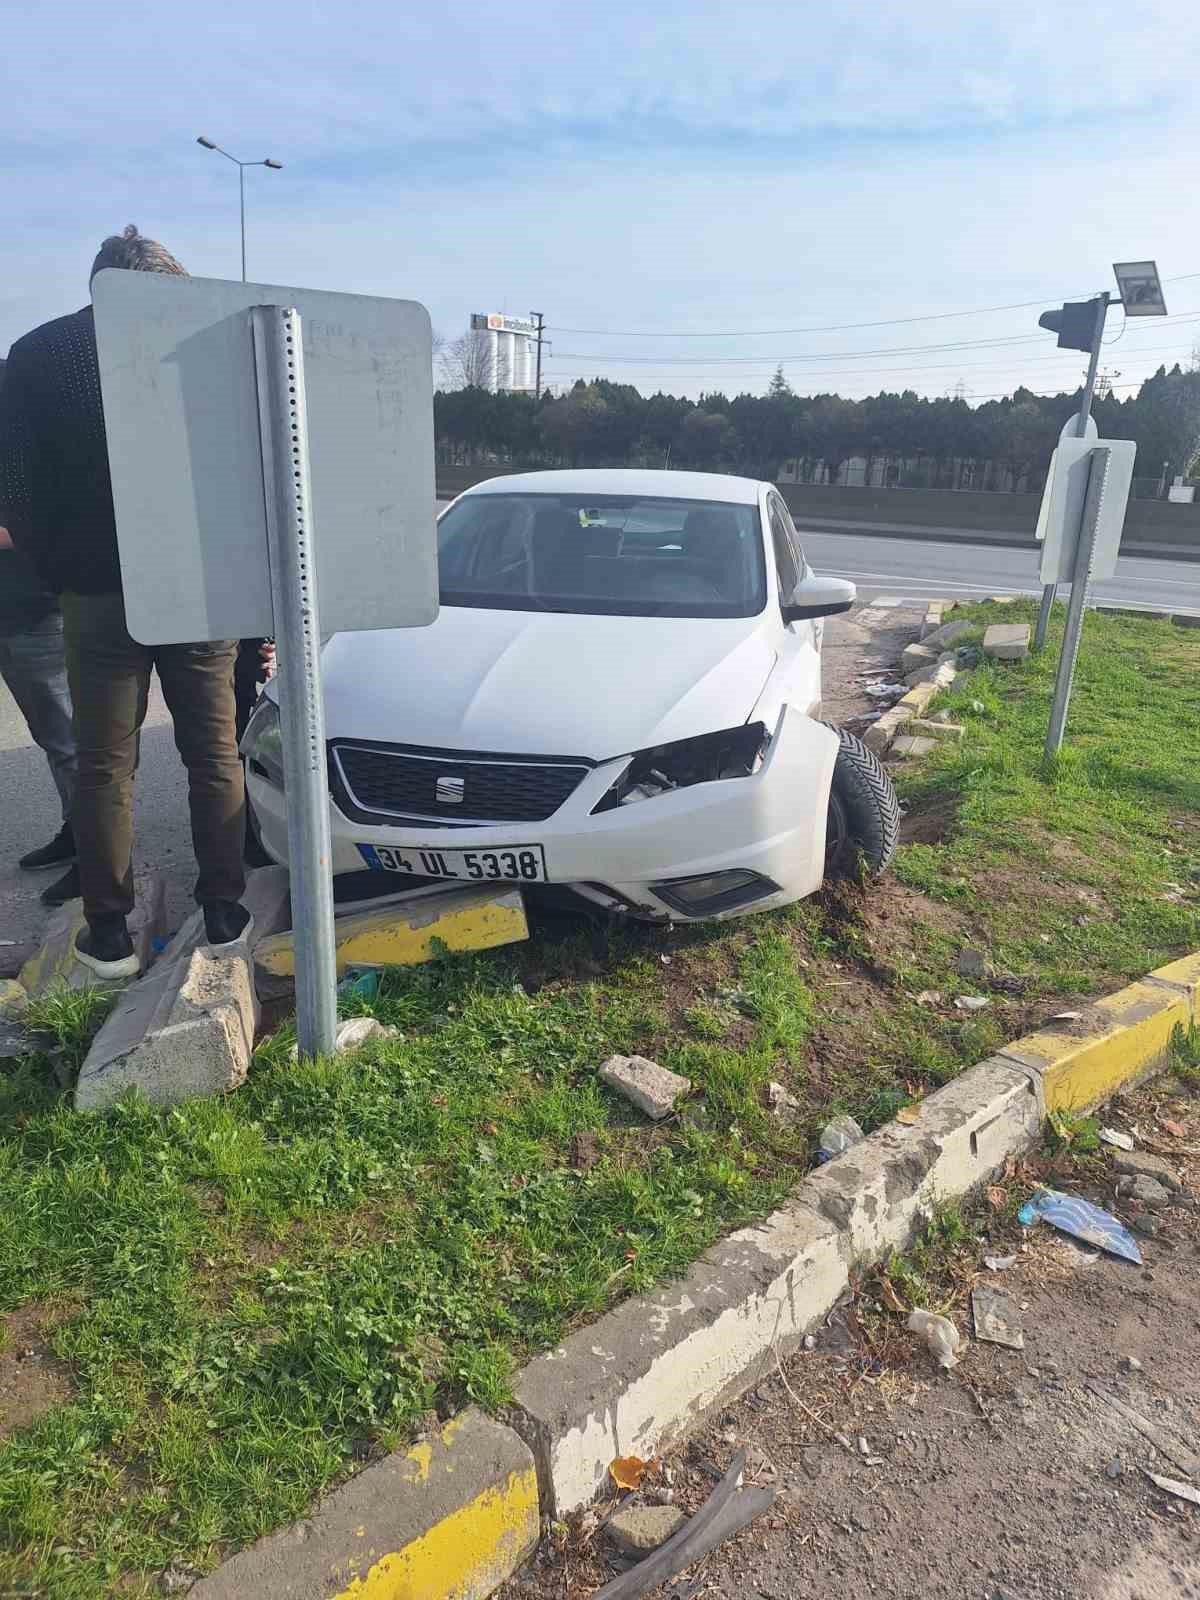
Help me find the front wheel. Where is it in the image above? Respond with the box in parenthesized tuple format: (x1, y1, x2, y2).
(823, 725, 900, 876)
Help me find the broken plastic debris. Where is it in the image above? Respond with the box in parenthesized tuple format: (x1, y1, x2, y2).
(907, 1309, 961, 1370)
(915, 990, 942, 1007)
(1100, 1128, 1135, 1151)
(608, 1454, 650, 1491)
(954, 995, 990, 1011)
(983, 1253, 1017, 1271)
(1050, 1010, 1083, 1022)
(817, 1114, 865, 1164)
(1017, 1188, 1142, 1264)
(1142, 1470, 1200, 1508)
(972, 1284, 1024, 1350)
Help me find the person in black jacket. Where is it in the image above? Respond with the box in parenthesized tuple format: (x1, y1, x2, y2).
(0, 362, 80, 907)
(0, 227, 252, 979)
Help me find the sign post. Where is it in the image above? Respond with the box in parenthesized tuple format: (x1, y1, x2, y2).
(93, 270, 438, 1060)
(1043, 448, 1110, 758)
(251, 305, 338, 1055)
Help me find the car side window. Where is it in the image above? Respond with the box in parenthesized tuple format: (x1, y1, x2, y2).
(777, 497, 808, 578)
(767, 497, 799, 601)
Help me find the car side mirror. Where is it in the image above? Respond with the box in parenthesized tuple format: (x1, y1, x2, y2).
(781, 573, 856, 622)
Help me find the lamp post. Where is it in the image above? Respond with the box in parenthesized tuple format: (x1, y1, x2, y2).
(196, 137, 283, 282)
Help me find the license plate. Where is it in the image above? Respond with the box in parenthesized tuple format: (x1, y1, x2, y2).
(357, 842, 548, 883)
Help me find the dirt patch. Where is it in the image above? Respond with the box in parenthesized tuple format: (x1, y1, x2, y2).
(900, 787, 962, 846)
(507, 1078, 1200, 1599)
(0, 1303, 76, 1438)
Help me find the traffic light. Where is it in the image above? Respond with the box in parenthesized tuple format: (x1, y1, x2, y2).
(1038, 298, 1103, 352)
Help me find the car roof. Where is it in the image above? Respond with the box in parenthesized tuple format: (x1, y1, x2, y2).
(458, 468, 766, 506)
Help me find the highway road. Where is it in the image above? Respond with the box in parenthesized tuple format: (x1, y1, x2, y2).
(794, 522, 1200, 615)
(3, 526, 1198, 959)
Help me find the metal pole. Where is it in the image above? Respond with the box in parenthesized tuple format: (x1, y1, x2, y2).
(239, 165, 247, 283)
(1034, 292, 1110, 651)
(532, 311, 544, 399)
(1044, 446, 1111, 760)
(251, 305, 338, 1057)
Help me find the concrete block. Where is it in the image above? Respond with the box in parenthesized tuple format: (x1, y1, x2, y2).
(907, 718, 965, 741)
(73, 868, 289, 1111)
(898, 680, 938, 716)
(918, 620, 972, 652)
(191, 1410, 538, 1600)
(999, 981, 1188, 1114)
(891, 735, 937, 758)
(598, 1054, 691, 1119)
(901, 642, 937, 674)
(983, 623, 1031, 661)
(76, 943, 259, 1110)
(19, 869, 166, 997)
(256, 883, 528, 987)
(904, 654, 958, 690)
(862, 706, 911, 755)
(793, 1057, 1042, 1267)
(508, 1197, 845, 1515)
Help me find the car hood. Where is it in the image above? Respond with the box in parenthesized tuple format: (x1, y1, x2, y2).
(309, 607, 776, 760)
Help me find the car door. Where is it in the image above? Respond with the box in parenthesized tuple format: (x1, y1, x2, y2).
(766, 491, 822, 715)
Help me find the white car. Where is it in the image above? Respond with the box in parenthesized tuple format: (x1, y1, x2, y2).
(243, 469, 899, 923)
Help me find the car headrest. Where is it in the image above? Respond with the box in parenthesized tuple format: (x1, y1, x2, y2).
(683, 507, 742, 561)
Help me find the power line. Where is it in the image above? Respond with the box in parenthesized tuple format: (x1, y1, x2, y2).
(546, 331, 1200, 385)
(552, 271, 1200, 339)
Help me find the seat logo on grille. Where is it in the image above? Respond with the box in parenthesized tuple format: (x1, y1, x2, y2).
(435, 775, 466, 804)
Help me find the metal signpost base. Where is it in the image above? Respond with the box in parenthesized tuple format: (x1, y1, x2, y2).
(251, 306, 339, 1057)
(1044, 447, 1111, 760)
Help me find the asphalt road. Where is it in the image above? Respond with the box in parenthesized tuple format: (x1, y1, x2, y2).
(795, 522, 1200, 614)
(3, 526, 1197, 956)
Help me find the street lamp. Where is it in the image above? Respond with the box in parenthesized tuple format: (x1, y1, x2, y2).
(196, 137, 283, 282)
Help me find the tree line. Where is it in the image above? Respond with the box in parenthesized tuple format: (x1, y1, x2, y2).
(434, 364, 1200, 493)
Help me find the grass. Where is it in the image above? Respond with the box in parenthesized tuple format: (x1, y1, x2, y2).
(2, 600, 1198, 1595)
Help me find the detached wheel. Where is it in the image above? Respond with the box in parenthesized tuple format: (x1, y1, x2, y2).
(823, 725, 900, 876)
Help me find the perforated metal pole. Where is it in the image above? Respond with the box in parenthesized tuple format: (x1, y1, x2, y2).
(251, 305, 338, 1057)
(1044, 446, 1110, 760)
(1034, 293, 1110, 651)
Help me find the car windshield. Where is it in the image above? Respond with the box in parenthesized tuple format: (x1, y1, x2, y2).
(437, 493, 767, 618)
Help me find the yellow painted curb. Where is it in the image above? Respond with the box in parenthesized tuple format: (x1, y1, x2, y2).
(0, 978, 28, 1016)
(1146, 951, 1200, 1012)
(191, 1409, 539, 1600)
(331, 1465, 539, 1599)
(256, 886, 529, 978)
(1000, 979, 1189, 1114)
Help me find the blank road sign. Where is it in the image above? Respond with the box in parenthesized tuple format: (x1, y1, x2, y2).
(1039, 440, 1137, 586)
(93, 270, 438, 645)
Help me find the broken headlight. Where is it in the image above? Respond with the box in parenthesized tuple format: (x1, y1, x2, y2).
(593, 722, 769, 813)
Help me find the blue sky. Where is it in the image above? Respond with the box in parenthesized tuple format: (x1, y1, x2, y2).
(4, 0, 1199, 401)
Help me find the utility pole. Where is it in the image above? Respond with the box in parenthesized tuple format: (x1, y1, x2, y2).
(1033, 291, 1109, 651)
(531, 311, 545, 399)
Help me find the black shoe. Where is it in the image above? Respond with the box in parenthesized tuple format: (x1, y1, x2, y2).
(203, 900, 255, 949)
(20, 824, 77, 873)
(74, 917, 140, 980)
(41, 865, 81, 908)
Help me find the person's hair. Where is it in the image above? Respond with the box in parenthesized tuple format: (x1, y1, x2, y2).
(90, 224, 187, 284)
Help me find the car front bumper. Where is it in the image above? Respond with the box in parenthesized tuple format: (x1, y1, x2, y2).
(247, 707, 837, 922)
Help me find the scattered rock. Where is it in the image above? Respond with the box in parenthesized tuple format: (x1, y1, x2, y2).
(598, 1054, 691, 1120)
(803, 1333, 817, 1351)
(159, 1564, 200, 1595)
(605, 1503, 687, 1556)
(918, 619, 972, 652)
(956, 947, 990, 980)
(1116, 1174, 1172, 1208)
(1119, 1355, 1144, 1374)
(1109, 1150, 1182, 1191)
(766, 1081, 802, 1126)
(1132, 1214, 1163, 1237)
(901, 641, 939, 674)
(908, 717, 965, 741)
(891, 734, 938, 758)
(1105, 1460, 1125, 1481)
(982, 623, 1031, 662)
(288, 1016, 399, 1059)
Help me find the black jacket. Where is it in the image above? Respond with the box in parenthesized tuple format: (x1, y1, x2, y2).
(0, 306, 123, 595)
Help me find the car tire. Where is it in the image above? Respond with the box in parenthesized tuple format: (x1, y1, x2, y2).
(823, 725, 900, 876)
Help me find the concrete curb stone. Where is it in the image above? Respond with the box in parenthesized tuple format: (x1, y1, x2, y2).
(75, 867, 290, 1112)
(186, 934, 1200, 1596)
(18, 868, 166, 997)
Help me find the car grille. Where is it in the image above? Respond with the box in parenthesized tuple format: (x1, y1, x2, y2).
(331, 741, 591, 824)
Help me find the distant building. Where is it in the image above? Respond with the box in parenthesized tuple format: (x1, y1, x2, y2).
(471, 313, 538, 394)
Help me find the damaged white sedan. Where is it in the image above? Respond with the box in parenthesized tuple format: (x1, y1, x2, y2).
(244, 469, 899, 922)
